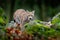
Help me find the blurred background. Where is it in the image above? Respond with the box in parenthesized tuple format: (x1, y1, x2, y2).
(0, 0, 60, 26)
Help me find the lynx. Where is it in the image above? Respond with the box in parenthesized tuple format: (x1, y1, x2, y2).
(13, 9, 35, 31)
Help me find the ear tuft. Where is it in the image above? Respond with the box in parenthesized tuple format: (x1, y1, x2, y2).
(32, 10, 35, 14)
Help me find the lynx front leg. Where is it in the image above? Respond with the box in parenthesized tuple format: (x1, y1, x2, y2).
(20, 24, 25, 32)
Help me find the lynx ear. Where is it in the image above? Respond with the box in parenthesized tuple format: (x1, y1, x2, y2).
(32, 10, 35, 14)
(26, 10, 29, 13)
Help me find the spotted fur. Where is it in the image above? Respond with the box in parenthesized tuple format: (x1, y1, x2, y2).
(13, 9, 35, 31)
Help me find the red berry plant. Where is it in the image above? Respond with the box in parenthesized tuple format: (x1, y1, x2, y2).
(5, 21, 34, 40)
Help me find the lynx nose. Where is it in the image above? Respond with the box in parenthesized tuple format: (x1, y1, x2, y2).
(29, 17, 33, 20)
(29, 18, 32, 20)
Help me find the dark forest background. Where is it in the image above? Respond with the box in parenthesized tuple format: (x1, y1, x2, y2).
(0, 0, 60, 24)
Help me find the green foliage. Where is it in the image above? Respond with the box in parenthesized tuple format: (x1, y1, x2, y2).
(24, 14, 60, 38)
(0, 17, 5, 24)
(51, 13, 60, 31)
(52, 17, 60, 24)
(25, 20, 57, 38)
(51, 13, 60, 24)
(0, 7, 6, 26)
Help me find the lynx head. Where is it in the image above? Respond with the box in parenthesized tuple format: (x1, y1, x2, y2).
(26, 10, 35, 21)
